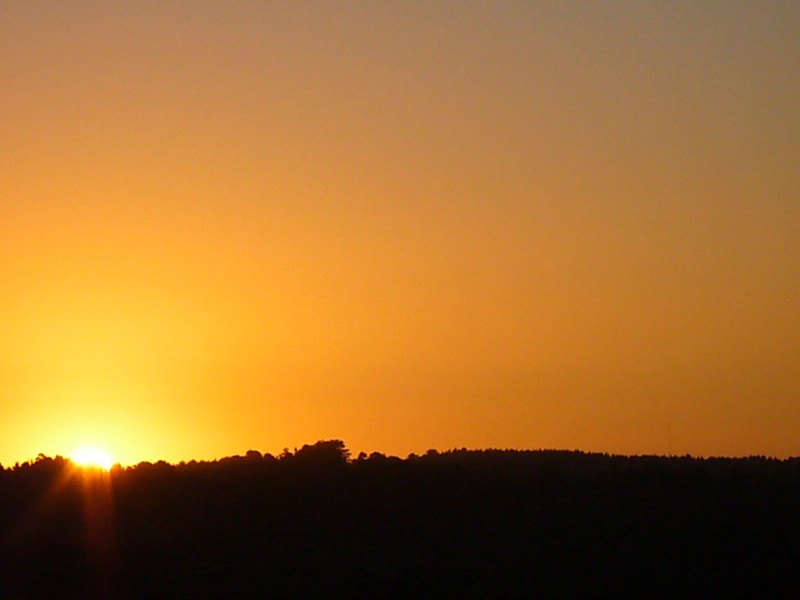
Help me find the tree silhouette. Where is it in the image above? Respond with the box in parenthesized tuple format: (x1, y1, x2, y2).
(2, 443, 800, 596)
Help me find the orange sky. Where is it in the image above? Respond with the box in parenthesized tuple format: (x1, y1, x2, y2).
(2, 2, 799, 465)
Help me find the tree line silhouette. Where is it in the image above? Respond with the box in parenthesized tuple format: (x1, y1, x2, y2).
(2, 440, 800, 597)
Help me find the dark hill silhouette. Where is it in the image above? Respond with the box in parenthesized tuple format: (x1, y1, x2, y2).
(2, 441, 800, 597)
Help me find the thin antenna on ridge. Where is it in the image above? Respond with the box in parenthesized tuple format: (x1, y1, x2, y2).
(668, 421, 672, 457)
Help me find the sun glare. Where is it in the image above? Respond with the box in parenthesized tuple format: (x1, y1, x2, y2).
(71, 447, 115, 471)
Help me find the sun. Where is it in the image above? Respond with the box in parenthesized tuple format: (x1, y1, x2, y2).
(71, 447, 115, 471)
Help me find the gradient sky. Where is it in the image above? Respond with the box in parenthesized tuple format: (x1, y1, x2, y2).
(2, 1, 798, 465)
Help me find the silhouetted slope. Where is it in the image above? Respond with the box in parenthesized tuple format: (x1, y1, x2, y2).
(2, 442, 800, 598)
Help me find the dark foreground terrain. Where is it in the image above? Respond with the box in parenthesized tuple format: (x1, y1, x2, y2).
(2, 441, 800, 598)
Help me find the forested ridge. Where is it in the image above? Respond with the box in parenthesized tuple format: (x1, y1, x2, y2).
(2, 441, 800, 598)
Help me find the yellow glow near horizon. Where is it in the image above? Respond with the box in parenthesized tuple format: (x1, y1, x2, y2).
(71, 447, 115, 471)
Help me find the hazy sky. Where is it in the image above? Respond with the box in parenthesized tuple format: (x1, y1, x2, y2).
(2, 1, 798, 465)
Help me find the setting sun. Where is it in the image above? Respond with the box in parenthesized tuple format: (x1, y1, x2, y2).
(71, 447, 115, 471)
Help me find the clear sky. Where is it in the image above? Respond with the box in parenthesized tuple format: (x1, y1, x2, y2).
(2, 1, 798, 465)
